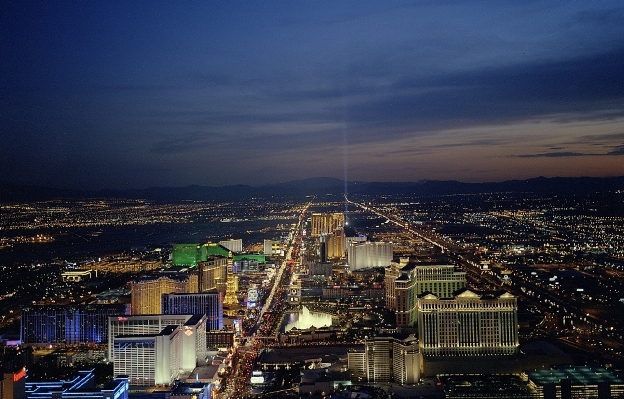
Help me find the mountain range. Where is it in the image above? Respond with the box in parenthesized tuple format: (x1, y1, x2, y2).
(1, 176, 624, 202)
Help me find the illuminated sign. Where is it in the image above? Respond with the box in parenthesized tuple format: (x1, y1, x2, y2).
(250, 371, 264, 384)
(13, 368, 26, 382)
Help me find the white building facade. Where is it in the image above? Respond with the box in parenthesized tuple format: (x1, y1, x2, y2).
(219, 239, 243, 253)
(348, 335, 420, 384)
(418, 289, 519, 357)
(263, 239, 282, 257)
(113, 325, 181, 386)
(347, 241, 393, 270)
(109, 314, 206, 385)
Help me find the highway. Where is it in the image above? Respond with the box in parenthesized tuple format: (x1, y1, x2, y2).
(345, 195, 624, 362)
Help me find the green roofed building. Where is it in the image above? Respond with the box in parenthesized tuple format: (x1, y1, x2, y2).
(172, 243, 201, 266)
(173, 242, 266, 267)
(172, 243, 229, 266)
(203, 242, 230, 258)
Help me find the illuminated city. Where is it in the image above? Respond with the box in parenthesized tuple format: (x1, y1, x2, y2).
(2, 1, 624, 399)
(0, 182, 623, 398)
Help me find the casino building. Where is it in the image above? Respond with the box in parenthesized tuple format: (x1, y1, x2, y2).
(161, 292, 223, 330)
(347, 241, 393, 270)
(347, 334, 420, 384)
(108, 314, 207, 386)
(20, 304, 127, 345)
(385, 262, 466, 327)
(130, 274, 197, 315)
(418, 288, 519, 357)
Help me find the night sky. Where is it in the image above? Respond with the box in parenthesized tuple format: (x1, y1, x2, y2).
(2, 1, 624, 190)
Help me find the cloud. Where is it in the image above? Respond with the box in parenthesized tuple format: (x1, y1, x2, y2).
(350, 47, 624, 131)
(607, 145, 624, 155)
(194, 45, 624, 153)
(518, 145, 624, 158)
(516, 152, 589, 158)
(579, 132, 624, 142)
(149, 133, 221, 154)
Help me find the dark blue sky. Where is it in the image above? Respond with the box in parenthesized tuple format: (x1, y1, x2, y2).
(2, 1, 624, 189)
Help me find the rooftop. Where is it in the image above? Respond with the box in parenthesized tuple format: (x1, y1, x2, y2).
(527, 367, 624, 386)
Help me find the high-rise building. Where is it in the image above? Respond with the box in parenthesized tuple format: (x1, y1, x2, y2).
(345, 235, 366, 247)
(310, 213, 344, 237)
(130, 274, 195, 315)
(384, 259, 409, 311)
(198, 256, 227, 292)
(219, 239, 242, 253)
(236, 258, 260, 273)
(365, 337, 392, 382)
(162, 292, 223, 330)
(392, 337, 420, 385)
(347, 241, 393, 270)
(172, 243, 235, 267)
(386, 263, 466, 327)
(20, 304, 127, 345)
(4, 370, 26, 399)
(418, 289, 519, 357)
(319, 241, 328, 262)
(263, 240, 281, 257)
(347, 335, 420, 384)
(113, 325, 181, 386)
(108, 314, 207, 383)
(222, 252, 239, 316)
(323, 228, 345, 259)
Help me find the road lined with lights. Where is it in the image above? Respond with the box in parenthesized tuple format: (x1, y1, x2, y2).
(223, 201, 310, 399)
(345, 195, 624, 361)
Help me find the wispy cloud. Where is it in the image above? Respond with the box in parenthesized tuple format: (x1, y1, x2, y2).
(516, 152, 589, 158)
(607, 145, 624, 155)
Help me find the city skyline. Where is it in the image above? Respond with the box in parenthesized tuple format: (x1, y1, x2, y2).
(2, 1, 624, 190)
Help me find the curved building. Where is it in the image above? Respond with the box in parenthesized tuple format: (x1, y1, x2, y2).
(347, 241, 393, 270)
(130, 274, 195, 315)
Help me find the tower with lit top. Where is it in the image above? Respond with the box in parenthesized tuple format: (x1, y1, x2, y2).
(222, 251, 240, 316)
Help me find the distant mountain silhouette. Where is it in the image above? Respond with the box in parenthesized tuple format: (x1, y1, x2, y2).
(1, 176, 624, 202)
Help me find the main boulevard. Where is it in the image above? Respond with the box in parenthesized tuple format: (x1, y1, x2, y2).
(220, 202, 310, 399)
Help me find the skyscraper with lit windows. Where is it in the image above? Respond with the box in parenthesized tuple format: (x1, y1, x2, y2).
(130, 274, 196, 315)
(347, 241, 393, 270)
(162, 292, 223, 330)
(108, 314, 206, 386)
(310, 213, 344, 237)
(198, 256, 227, 292)
(418, 288, 519, 357)
(386, 263, 466, 327)
(347, 335, 420, 384)
(222, 252, 240, 316)
(20, 304, 127, 345)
